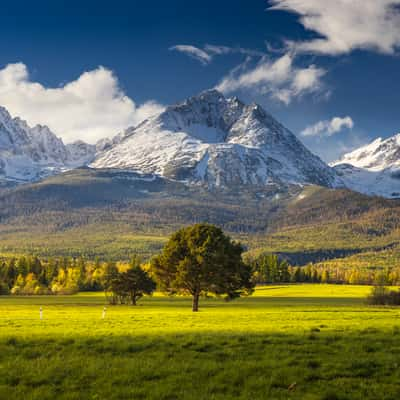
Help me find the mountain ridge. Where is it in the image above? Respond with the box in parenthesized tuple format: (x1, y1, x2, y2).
(2, 89, 400, 199)
(92, 89, 342, 189)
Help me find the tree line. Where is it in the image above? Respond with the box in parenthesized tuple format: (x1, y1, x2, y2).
(1, 248, 398, 299)
(249, 254, 400, 286)
(0, 225, 254, 311)
(0, 255, 107, 295)
(1, 224, 400, 311)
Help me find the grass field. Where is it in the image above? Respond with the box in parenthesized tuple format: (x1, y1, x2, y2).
(1, 285, 400, 399)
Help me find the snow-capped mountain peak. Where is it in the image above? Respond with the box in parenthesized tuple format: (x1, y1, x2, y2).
(92, 90, 341, 189)
(333, 134, 400, 172)
(0, 106, 95, 183)
(4, 90, 400, 198)
(332, 133, 400, 198)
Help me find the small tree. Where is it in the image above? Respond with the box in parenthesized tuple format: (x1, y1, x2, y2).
(108, 258, 156, 305)
(367, 273, 400, 306)
(118, 266, 156, 305)
(151, 224, 254, 311)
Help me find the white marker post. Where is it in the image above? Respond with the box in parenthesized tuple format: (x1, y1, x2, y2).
(39, 306, 43, 320)
(102, 306, 106, 319)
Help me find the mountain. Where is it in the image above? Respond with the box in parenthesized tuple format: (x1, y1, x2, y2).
(0, 90, 399, 265)
(92, 90, 342, 189)
(332, 134, 400, 198)
(0, 106, 95, 184)
(0, 167, 398, 264)
(4, 89, 400, 200)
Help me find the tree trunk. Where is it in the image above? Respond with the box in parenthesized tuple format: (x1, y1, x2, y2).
(130, 291, 137, 305)
(192, 292, 200, 312)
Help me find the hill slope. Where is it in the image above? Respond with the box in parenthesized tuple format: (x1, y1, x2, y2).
(251, 186, 400, 264)
(0, 169, 399, 264)
(0, 168, 299, 258)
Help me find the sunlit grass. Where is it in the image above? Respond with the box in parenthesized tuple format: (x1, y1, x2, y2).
(1, 285, 400, 399)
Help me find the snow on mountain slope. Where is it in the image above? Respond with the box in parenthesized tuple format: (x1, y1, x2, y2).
(92, 90, 341, 188)
(0, 106, 95, 183)
(332, 134, 400, 198)
(333, 164, 400, 198)
(334, 134, 400, 171)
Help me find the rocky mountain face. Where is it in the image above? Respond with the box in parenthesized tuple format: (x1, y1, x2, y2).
(0, 107, 95, 183)
(2, 90, 400, 203)
(332, 134, 400, 198)
(92, 90, 342, 189)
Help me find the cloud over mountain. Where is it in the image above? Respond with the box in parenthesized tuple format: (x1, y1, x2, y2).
(301, 116, 354, 137)
(0, 63, 164, 144)
(216, 53, 325, 104)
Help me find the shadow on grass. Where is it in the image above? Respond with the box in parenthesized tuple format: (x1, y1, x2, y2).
(1, 329, 400, 400)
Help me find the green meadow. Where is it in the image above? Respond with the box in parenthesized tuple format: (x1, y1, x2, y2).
(1, 285, 400, 400)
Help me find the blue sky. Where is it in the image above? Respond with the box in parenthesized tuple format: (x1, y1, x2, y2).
(0, 0, 399, 161)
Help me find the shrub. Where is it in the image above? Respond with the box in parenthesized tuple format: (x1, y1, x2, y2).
(0, 281, 10, 295)
(367, 285, 400, 305)
(10, 285, 22, 295)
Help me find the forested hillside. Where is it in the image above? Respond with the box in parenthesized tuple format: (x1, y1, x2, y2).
(0, 169, 399, 267)
(251, 186, 400, 266)
(0, 168, 294, 258)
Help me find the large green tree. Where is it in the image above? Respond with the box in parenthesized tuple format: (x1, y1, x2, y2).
(151, 224, 254, 311)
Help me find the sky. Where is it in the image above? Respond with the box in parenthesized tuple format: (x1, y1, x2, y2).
(0, 0, 400, 161)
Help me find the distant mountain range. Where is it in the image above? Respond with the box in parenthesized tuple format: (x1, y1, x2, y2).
(0, 89, 399, 198)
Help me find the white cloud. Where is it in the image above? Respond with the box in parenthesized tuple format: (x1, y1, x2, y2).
(204, 44, 234, 55)
(292, 65, 324, 94)
(169, 45, 212, 65)
(0, 63, 164, 144)
(170, 42, 327, 104)
(170, 44, 265, 65)
(204, 44, 265, 57)
(215, 53, 325, 104)
(269, 0, 400, 55)
(301, 116, 354, 137)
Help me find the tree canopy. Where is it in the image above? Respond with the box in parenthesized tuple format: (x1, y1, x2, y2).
(151, 224, 254, 311)
(251, 254, 290, 284)
(103, 256, 155, 305)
